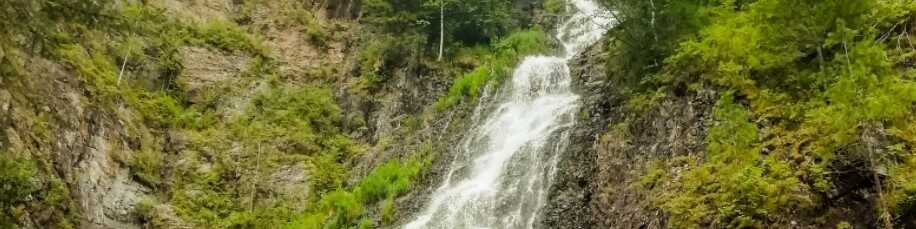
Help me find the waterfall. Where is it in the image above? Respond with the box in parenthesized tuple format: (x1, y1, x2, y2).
(404, 1, 613, 228)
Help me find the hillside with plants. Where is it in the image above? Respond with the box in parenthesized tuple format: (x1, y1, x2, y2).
(0, 0, 554, 228)
(570, 0, 916, 228)
(2, 0, 916, 228)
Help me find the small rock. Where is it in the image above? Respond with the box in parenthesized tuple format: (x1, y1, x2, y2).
(0, 89, 10, 112)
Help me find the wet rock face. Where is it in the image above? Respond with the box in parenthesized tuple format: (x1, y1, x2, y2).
(541, 39, 717, 229)
(540, 39, 614, 229)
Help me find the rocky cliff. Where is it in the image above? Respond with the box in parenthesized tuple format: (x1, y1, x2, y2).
(543, 38, 716, 229)
(0, 0, 551, 228)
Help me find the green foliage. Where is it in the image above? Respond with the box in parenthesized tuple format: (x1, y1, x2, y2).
(0, 151, 37, 227)
(55, 43, 121, 101)
(360, 0, 425, 34)
(309, 152, 349, 195)
(706, 93, 758, 163)
(56, 42, 213, 130)
(380, 196, 397, 225)
(130, 150, 163, 187)
(190, 20, 268, 55)
(643, 94, 810, 228)
(836, 221, 853, 229)
(132, 92, 215, 129)
(1, 0, 455, 228)
(357, 218, 375, 229)
(135, 197, 156, 220)
(356, 159, 422, 203)
(320, 190, 364, 228)
(611, 0, 916, 225)
(604, 0, 714, 87)
(885, 152, 916, 222)
(236, 85, 354, 157)
(288, 158, 423, 228)
(284, 212, 326, 229)
(165, 83, 361, 227)
(357, 34, 419, 89)
(884, 123, 916, 221)
(0, 0, 112, 52)
(435, 29, 549, 110)
(624, 89, 665, 114)
(361, 0, 517, 44)
(543, 0, 567, 16)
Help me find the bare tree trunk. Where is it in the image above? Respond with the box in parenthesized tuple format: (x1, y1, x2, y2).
(437, 0, 445, 61)
(117, 47, 130, 85)
(649, 0, 658, 42)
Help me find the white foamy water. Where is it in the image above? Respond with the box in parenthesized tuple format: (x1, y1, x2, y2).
(404, 1, 613, 228)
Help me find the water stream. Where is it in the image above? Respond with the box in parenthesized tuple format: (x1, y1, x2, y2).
(404, 1, 613, 228)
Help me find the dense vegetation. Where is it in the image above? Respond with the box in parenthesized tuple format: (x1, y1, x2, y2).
(11, 0, 915, 228)
(610, 0, 916, 227)
(0, 0, 550, 228)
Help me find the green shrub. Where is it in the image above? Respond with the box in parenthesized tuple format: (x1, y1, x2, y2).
(135, 196, 157, 221)
(284, 212, 326, 229)
(309, 153, 348, 195)
(287, 9, 329, 47)
(624, 89, 665, 114)
(645, 94, 810, 228)
(884, 151, 916, 220)
(380, 196, 396, 225)
(357, 34, 417, 88)
(133, 91, 214, 129)
(618, 1, 916, 226)
(55, 43, 121, 102)
(130, 149, 162, 187)
(358, 218, 374, 229)
(191, 20, 267, 55)
(356, 159, 422, 203)
(287, 157, 423, 229)
(235, 85, 354, 157)
(172, 184, 237, 226)
(544, 0, 567, 15)
(319, 190, 364, 228)
(435, 29, 549, 110)
(0, 151, 37, 227)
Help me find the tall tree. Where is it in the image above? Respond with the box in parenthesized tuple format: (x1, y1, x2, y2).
(438, 0, 444, 61)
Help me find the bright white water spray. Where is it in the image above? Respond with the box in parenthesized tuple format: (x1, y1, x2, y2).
(404, 1, 613, 228)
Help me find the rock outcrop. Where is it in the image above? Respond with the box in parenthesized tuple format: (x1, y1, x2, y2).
(542, 39, 718, 229)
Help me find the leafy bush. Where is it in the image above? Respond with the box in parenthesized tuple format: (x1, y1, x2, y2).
(435, 29, 549, 110)
(356, 159, 422, 203)
(883, 143, 916, 221)
(235, 85, 353, 156)
(380, 196, 397, 225)
(320, 190, 364, 228)
(284, 212, 326, 229)
(309, 152, 349, 195)
(543, 0, 567, 15)
(358, 34, 416, 88)
(614, 0, 916, 226)
(0, 152, 37, 227)
(55, 44, 121, 102)
(130, 149, 162, 187)
(288, 158, 423, 229)
(643, 94, 810, 228)
(0, 0, 111, 51)
(190, 20, 268, 55)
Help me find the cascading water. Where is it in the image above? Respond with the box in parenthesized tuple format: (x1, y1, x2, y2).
(404, 1, 613, 228)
